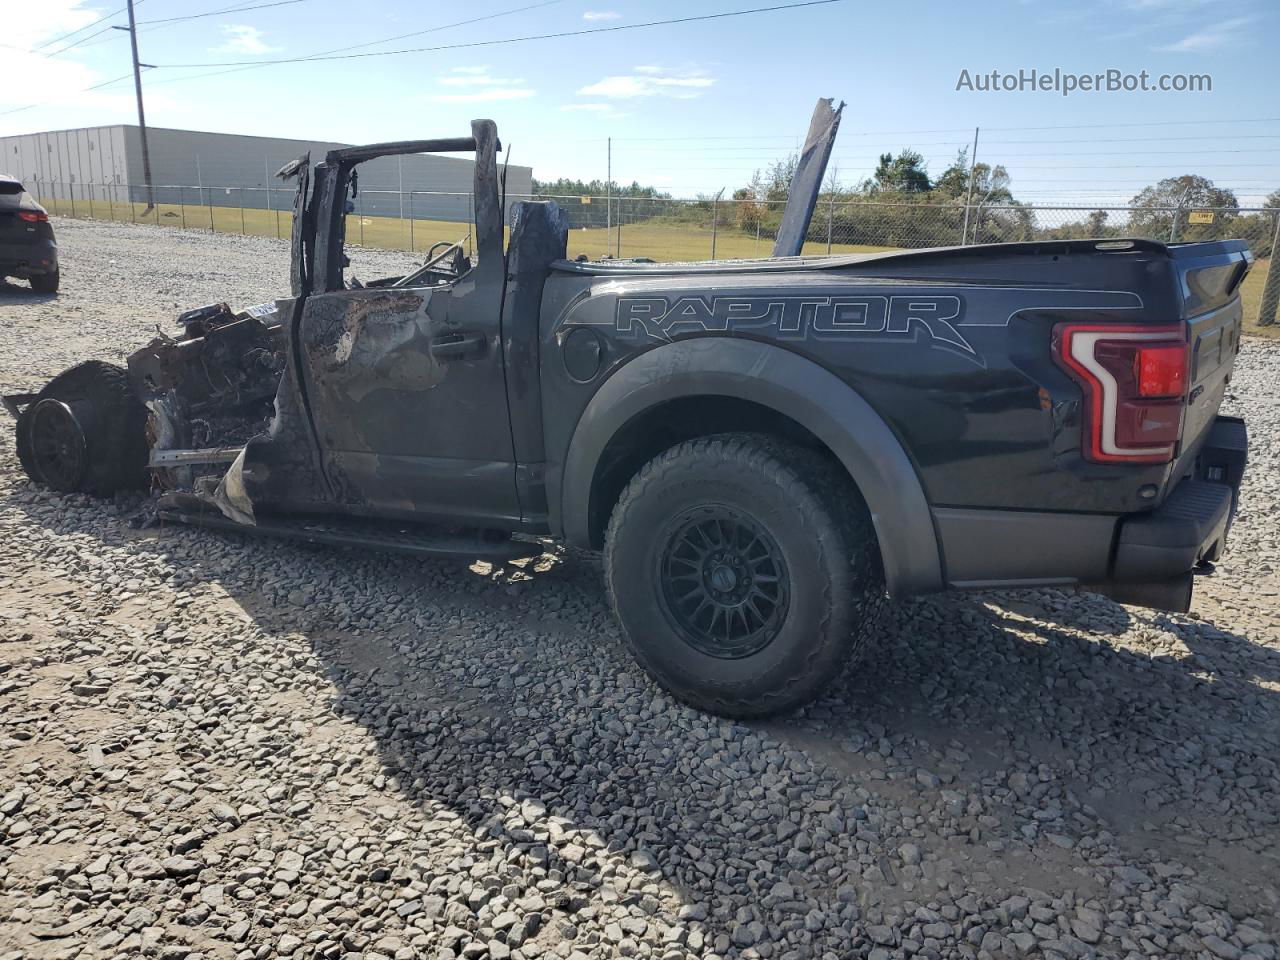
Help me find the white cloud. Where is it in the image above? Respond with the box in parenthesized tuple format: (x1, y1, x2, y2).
(433, 88, 536, 103)
(583, 10, 621, 20)
(431, 65, 534, 103)
(0, 1, 182, 132)
(211, 24, 280, 55)
(577, 66, 715, 100)
(561, 103, 615, 111)
(0, 0, 103, 49)
(1156, 15, 1253, 51)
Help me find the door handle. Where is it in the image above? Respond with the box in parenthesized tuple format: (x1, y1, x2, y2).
(430, 331, 486, 360)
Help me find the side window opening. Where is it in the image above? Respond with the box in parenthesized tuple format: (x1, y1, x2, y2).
(337, 160, 476, 292)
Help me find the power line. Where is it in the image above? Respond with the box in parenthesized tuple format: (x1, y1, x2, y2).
(140, 0, 308, 25)
(612, 117, 1280, 141)
(980, 117, 1280, 132)
(0, 0, 566, 120)
(0, 72, 140, 117)
(42, 24, 122, 57)
(39, 0, 313, 56)
(151, 0, 850, 67)
(29, 2, 144, 52)
(617, 145, 1280, 158)
(275, 0, 563, 59)
(87, 0, 570, 91)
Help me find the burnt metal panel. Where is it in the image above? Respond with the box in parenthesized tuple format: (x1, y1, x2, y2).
(283, 153, 310, 297)
(503, 200, 569, 466)
(470, 120, 504, 280)
(291, 277, 518, 523)
(325, 137, 481, 165)
(501, 200, 568, 528)
(772, 97, 844, 258)
(310, 162, 344, 294)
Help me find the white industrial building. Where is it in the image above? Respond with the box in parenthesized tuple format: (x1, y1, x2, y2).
(0, 124, 533, 222)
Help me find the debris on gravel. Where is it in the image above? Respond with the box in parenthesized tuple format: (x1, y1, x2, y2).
(1, 217, 1277, 959)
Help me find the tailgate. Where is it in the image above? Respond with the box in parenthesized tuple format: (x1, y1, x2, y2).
(1171, 241, 1252, 474)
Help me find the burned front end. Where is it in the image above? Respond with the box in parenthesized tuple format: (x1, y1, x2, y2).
(126, 300, 288, 512)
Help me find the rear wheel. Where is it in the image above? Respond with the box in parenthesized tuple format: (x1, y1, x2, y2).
(604, 434, 884, 718)
(15, 361, 148, 496)
(29, 268, 59, 294)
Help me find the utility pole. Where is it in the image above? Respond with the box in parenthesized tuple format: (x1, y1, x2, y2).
(115, 0, 154, 211)
(606, 137, 612, 257)
(960, 126, 979, 245)
(710, 187, 725, 260)
(1169, 186, 1191, 244)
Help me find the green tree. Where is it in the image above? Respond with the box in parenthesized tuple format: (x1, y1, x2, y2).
(931, 148, 970, 199)
(1128, 174, 1239, 241)
(869, 150, 931, 193)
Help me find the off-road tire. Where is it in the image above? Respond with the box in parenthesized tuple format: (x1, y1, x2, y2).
(15, 361, 148, 496)
(604, 433, 884, 718)
(29, 268, 60, 294)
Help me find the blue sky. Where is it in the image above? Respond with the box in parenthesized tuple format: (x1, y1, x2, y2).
(2, 0, 1277, 206)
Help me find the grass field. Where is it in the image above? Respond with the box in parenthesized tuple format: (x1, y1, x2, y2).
(37, 195, 890, 261)
(1240, 259, 1277, 338)
(37, 196, 1276, 335)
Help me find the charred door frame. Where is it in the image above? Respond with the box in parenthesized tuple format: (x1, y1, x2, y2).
(308, 124, 503, 297)
(267, 120, 521, 523)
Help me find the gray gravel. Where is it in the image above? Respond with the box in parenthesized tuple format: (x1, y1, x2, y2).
(1, 217, 1277, 960)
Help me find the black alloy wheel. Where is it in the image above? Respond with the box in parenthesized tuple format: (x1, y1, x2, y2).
(657, 504, 789, 659)
(28, 399, 88, 490)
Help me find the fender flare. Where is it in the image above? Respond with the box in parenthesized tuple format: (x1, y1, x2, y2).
(558, 337, 943, 597)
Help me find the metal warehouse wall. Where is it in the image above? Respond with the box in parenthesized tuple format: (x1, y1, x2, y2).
(2, 125, 533, 224)
(1, 126, 132, 204)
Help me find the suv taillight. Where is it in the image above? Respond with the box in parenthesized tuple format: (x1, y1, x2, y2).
(1053, 323, 1189, 464)
(18, 210, 48, 223)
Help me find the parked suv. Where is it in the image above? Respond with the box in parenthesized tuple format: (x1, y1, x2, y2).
(0, 176, 59, 293)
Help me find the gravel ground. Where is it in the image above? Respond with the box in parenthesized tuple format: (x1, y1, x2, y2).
(1, 217, 1278, 960)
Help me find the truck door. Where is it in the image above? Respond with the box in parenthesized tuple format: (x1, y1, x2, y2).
(289, 127, 518, 525)
(294, 269, 518, 525)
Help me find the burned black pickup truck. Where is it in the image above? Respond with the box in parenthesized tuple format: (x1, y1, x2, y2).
(5, 108, 1252, 718)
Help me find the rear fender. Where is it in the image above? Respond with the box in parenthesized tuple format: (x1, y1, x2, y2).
(558, 338, 943, 597)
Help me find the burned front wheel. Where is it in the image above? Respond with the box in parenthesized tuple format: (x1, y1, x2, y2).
(604, 434, 884, 718)
(15, 360, 149, 496)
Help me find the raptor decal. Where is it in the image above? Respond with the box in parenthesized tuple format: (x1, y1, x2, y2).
(610, 295, 977, 361)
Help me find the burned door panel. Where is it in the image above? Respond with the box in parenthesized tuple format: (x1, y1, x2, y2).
(277, 152, 310, 297)
(295, 284, 520, 524)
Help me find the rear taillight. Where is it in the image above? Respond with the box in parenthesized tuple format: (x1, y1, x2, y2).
(18, 210, 48, 223)
(1054, 323, 1189, 464)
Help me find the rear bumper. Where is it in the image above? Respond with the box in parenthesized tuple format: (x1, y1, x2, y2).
(0, 239, 58, 277)
(934, 415, 1247, 612)
(1115, 416, 1245, 578)
(1089, 416, 1245, 611)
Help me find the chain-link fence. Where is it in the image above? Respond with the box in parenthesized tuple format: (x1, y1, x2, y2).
(25, 179, 1280, 326)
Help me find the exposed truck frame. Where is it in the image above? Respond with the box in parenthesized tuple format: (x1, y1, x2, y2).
(6, 103, 1251, 717)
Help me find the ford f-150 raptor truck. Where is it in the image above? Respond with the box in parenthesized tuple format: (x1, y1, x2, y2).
(4, 114, 1252, 718)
